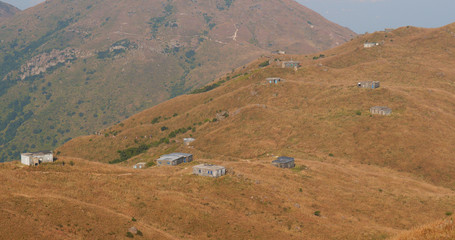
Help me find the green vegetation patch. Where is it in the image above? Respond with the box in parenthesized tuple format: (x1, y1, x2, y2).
(109, 144, 150, 164)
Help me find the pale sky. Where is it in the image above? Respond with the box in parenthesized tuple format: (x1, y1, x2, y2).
(297, 0, 455, 33)
(4, 0, 455, 33)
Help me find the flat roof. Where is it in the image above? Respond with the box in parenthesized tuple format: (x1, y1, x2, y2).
(193, 164, 225, 171)
(157, 153, 192, 161)
(21, 151, 53, 156)
(273, 156, 294, 164)
(371, 106, 391, 111)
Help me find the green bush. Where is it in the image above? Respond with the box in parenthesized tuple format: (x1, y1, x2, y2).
(259, 61, 270, 67)
(109, 144, 150, 164)
(126, 232, 134, 238)
(314, 211, 321, 217)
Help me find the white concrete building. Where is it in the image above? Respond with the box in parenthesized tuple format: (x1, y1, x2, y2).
(21, 151, 53, 166)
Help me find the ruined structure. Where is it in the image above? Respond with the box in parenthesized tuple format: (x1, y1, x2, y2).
(193, 164, 226, 178)
(20, 151, 53, 166)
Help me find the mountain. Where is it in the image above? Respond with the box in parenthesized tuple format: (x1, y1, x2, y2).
(0, 0, 355, 162)
(46, 23, 455, 238)
(0, 1, 19, 21)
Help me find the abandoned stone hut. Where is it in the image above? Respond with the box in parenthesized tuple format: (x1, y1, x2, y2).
(21, 151, 53, 166)
(282, 61, 300, 69)
(133, 162, 146, 169)
(193, 164, 226, 178)
(364, 42, 379, 48)
(183, 138, 195, 146)
(370, 106, 392, 116)
(156, 153, 193, 166)
(358, 81, 380, 89)
(272, 156, 295, 168)
(266, 77, 282, 84)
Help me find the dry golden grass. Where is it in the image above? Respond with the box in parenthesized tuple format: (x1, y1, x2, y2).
(392, 218, 455, 240)
(1, 156, 454, 239)
(46, 23, 455, 239)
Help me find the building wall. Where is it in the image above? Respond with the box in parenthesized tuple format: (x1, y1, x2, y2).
(193, 166, 226, 178)
(21, 155, 31, 166)
(272, 161, 295, 168)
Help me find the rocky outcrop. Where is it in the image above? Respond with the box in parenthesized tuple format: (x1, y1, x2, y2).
(19, 48, 92, 80)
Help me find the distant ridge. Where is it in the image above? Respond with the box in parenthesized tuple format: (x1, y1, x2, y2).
(0, 1, 19, 21)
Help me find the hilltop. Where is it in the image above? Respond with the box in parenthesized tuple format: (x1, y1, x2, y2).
(0, 1, 19, 21)
(0, 0, 355, 161)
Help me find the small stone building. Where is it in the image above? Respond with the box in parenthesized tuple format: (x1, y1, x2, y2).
(370, 106, 392, 116)
(266, 77, 282, 84)
(193, 163, 226, 178)
(183, 138, 195, 146)
(21, 151, 53, 166)
(272, 156, 295, 168)
(282, 61, 300, 69)
(133, 162, 146, 169)
(364, 42, 379, 48)
(358, 81, 380, 89)
(156, 153, 193, 166)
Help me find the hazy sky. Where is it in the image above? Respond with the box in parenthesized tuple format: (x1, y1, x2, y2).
(297, 0, 455, 33)
(4, 0, 455, 33)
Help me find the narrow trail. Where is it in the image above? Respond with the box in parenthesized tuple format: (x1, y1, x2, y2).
(12, 193, 180, 240)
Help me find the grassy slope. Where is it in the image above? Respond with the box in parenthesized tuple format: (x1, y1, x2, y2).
(0, 156, 454, 239)
(0, 0, 355, 161)
(48, 24, 455, 239)
(60, 23, 455, 187)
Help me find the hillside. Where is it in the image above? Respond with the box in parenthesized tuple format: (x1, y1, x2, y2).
(0, 1, 19, 22)
(1, 156, 454, 239)
(0, 0, 355, 162)
(51, 23, 455, 238)
(59, 23, 455, 188)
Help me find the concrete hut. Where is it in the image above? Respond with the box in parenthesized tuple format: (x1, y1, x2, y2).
(282, 61, 300, 69)
(364, 42, 379, 48)
(133, 162, 146, 169)
(183, 138, 195, 146)
(370, 106, 392, 116)
(21, 151, 53, 166)
(272, 156, 295, 168)
(193, 164, 226, 178)
(358, 81, 380, 89)
(266, 77, 282, 84)
(156, 153, 193, 166)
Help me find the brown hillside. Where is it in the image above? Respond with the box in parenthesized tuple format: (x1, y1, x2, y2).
(60, 23, 455, 187)
(51, 23, 455, 239)
(1, 156, 454, 239)
(0, 1, 19, 22)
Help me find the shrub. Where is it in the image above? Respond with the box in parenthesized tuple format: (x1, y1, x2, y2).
(259, 60, 269, 67)
(446, 211, 453, 216)
(132, 217, 136, 222)
(137, 230, 143, 236)
(314, 211, 321, 217)
(328, 153, 334, 157)
(126, 232, 134, 238)
(355, 110, 362, 116)
(109, 144, 150, 164)
(69, 161, 75, 166)
(161, 126, 168, 131)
